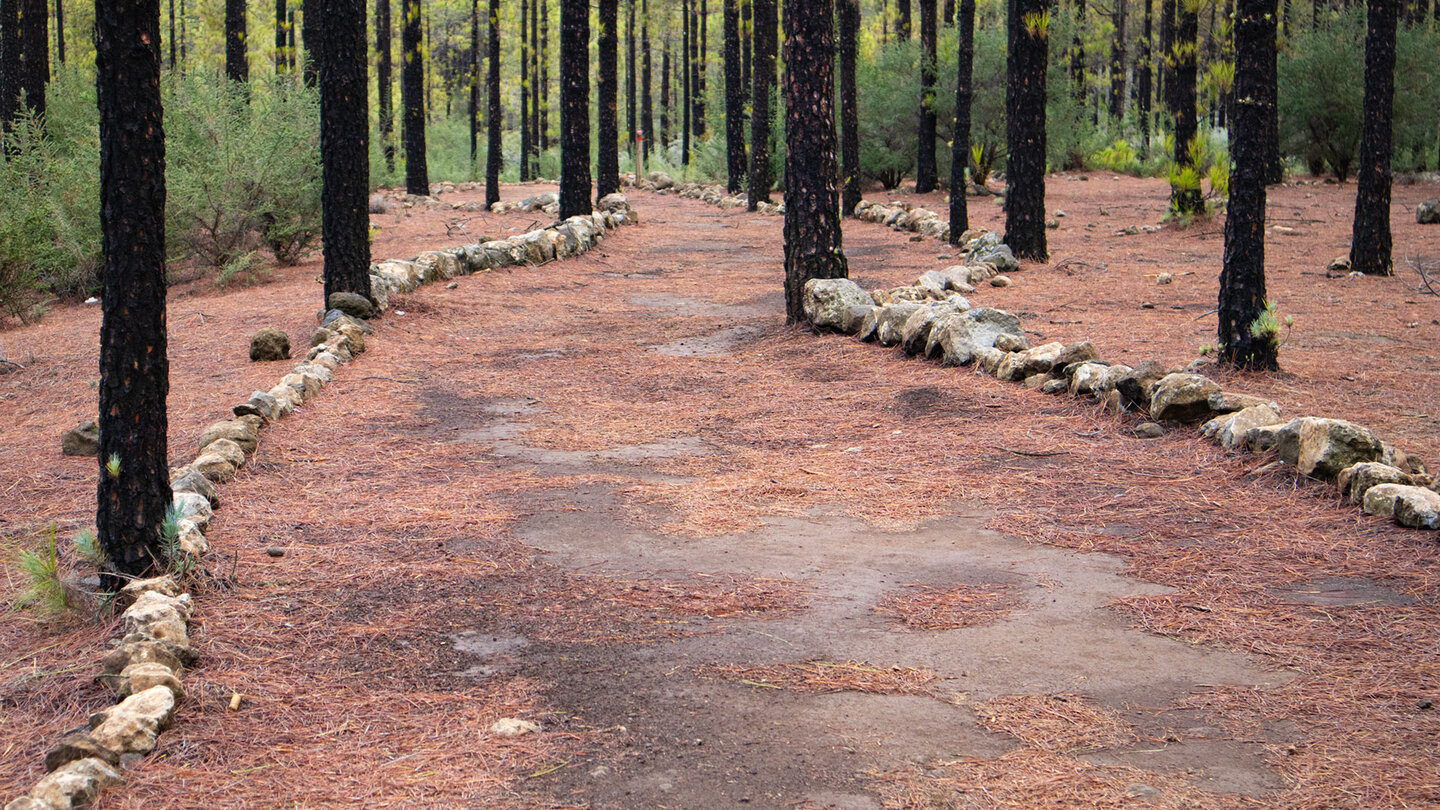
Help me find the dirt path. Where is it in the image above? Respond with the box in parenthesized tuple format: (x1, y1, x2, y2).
(3, 180, 1439, 808)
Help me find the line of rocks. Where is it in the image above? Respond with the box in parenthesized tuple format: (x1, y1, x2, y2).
(8, 196, 639, 810)
(803, 276, 1440, 532)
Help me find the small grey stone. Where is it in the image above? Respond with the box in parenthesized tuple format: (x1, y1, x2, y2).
(266, 546, 286, 558)
(1133, 422, 1166, 439)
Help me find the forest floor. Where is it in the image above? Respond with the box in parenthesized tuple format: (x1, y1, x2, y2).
(2, 173, 1439, 809)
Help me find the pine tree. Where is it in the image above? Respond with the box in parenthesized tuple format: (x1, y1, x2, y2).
(641, 0, 653, 160)
(659, 37, 670, 143)
(275, 0, 287, 74)
(403, 0, 428, 194)
(377, 0, 395, 174)
(519, 0, 531, 180)
(897, 0, 912, 37)
(783, 0, 848, 324)
(724, 0, 746, 193)
(320, 0, 372, 306)
(1, 0, 19, 134)
(627, 0, 637, 154)
(53, 0, 62, 64)
(1138, 0, 1153, 155)
(1260, 0, 1281, 183)
(747, 0, 775, 208)
(598, 0, 620, 198)
(558, 0, 591, 218)
(1109, 0, 1126, 120)
(1004, 0, 1050, 260)
(303, 0, 318, 85)
(225, 0, 247, 83)
(839, 0, 861, 214)
(1349, 0, 1397, 276)
(1218, 0, 1277, 369)
(95, 0, 170, 588)
(916, 0, 939, 192)
(20, 0, 45, 119)
(1167, 0, 1201, 215)
(469, 0, 480, 167)
(682, 0, 692, 163)
(696, 0, 707, 137)
(949, 0, 975, 240)
(486, 0, 502, 205)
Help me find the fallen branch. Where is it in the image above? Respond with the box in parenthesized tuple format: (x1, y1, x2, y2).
(994, 446, 1069, 458)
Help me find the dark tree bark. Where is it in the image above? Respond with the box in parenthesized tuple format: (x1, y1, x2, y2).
(660, 37, 670, 143)
(690, 0, 705, 140)
(1109, 0, 1126, 120)
(179, 0, 187, 69)
(287, 9, 296, 70)
(320, 0, 372, 306)
(697, 0, 707, 137)
(598, 0, 620, 198)
(520, 0, 531, 179)
(1070, 0, 1085, 104)
(896, 0, 911, 37)
(642, 0, 653, 159)
(377, 0, 395, 174)
(302, 0, 318, 86)
(1260, 0, 1281, 183)
(1159, 0, 1172, 120)
(949, 0, 975, 240)
(20, 0, 45, 118)
(469, 0, 479, 166)
(627, 0, 637, 154)
(1349, 0, 1397, 276)
(1218, 0, 1276, 369)
(916, 0, 938, 192)
(275, 0, 286, 74)
(539, 0, 548, 150)
(782, 0, 847, 325)
(486, 0, 501, 205)
(167, 0, 175, 69)
(1004, 0, 1050, 261)
(1, 0, 19, 134)
(1138, 0, 1152, 155)
(558, 0, 590, 218)
(403, 0, 428, 194)
(740, 0, 750, 94)
(839, 0, 860, 214)
(95, 0, 170, 587)
(944, 0, 954, 23)
(1168, 0, 1201, 214)
(747, 0, 774, 208)
(225, 0, 247, 83)
(52, 0, 61, 64)
(724, 0, 746, 193)
(682, 0, 691, 163)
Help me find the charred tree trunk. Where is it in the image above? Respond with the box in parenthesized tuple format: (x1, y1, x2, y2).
(697, 0, 707, 137)
(747, 0, 774, 208)
(896, 0, 912, 37)
(627, 0, 637, 155)
(470, 0, 479, 167)
(642, 0, 653, 159)
(1218, 0, 1276, 369)
(531, 0, 542, 162)
(320, 0, 372, 305)
(1168, 0, 1201, 215)
(303, 0, 318, 86)
(1, 0, 19, 134)
(741, 0, 750, 94)
(1070, 0, 1085, 104)
(52, 0, 61, 64)
(839, 0, 860, 214)
(724, 0, 746, 192)
(558, 0, 590, 218)
(486, 0, 502, 205)
(377, 0, 395, 174)
(1004, 0, 1049, 261)
(167, 0, 175, 69)
(225, 0, 247, 83)
(1349, 0, 1397, 276)
(660, 37, 670, 143)
(598, 0, 620, 198)
(949, 0, 975, 240)
(1260, 0, 1281, 183)
(403, 0, 428, 194)
(540, 0, 549, 150)
(179, 0, 187, 70)
(682, 0, 691, 163)
(275, 0, 287, 74)
(783, 0, 848, 324)
(20, 0, 45, 118)
(1159, 0, 1172, 124)
(1109, 0, 1126, 120)
(916, 0, 938, 193)
(944, 0, 955, 23)
(1138, 0, 1152, 154)
(95, 0, 170, 587)
(519, 0, 531, 180)
(287, 8, 296, 70)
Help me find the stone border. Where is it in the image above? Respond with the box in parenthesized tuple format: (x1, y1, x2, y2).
(4, 195, 639, 810)
(803, 277, 1440, 532)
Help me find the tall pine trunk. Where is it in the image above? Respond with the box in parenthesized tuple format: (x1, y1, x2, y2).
(747, 0, 774, 208)
(839, 0, 860, 214)
(20, 0, 45, 118)
(697, 0, 707, 137)
(1109, 0, 1126, 120)
(531, 0, 541, 164)
(724, 0, 746, 192)
(783, 0, 848, 325)
(1260, 0, 1281, 182)
(660, 37, 670, 144)
(303, 0, 318, 86)
(916, 0, 938, 193)
(403, 0, 428, 194)
(469, 0, 479, 167)
(275, 0, 286, 74)
(642, 0, 653, 159)
(1218, 0, 1276, 369)
(896, 0, 911, 37)
(1138, 0, 1152, 155)
(320, 0, 372, 305)
(486, 0, 502, 205)
(740, 0, 750, 95)
(168, 0, 176, 70)
(95, 0, 170, 588)
(627, 0, 636, 155)
(1168, 0, 1201, 214)
(949, 0, 975, 240)
(378, 0, 395, 174)
(225, 0, 247, 83)
(53, 0, 62, 64)
(598, 0, 620, 198)
(519, 0, 531, 180)
(1, 0, 19, 134)
(682, 0, 691, 163)
(1070, 0, 1085, 104)
(1349, 0, 1397, 276)
(558, 0, 590, 218)
(540, 0, 549, 150)
(1004, 0, 1049, 261)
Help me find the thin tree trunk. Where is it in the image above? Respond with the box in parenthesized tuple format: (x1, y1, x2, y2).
(1260, 0, 1281, 182)
(1138, 0, 1152, 155)
(897, 0, 911, 37)
(303, 0, 318, 86)
(20, 0, 45, 118)
(839, 0, 860, 214)
(558, 0, 591, 218)
(783, 0, 848, 325)
(52, 0, 61, 65)
(179, 0, 186, 71)
(378, 0, 394, 174)
(486, 0, 502, 205)
(944, 0, 955, 23)
(627, 0, 637, 157)
(660, 36, 670, 144)
(168, 0, 175, 70)
(95, 0, 170, 588)
(741, 0, 750, 95)
(949, 0, 975, 240)
(520, 0, 531, 179)
(287, 9, 296, 70)
(276, 0, 287, 74)
(470, 0, 479, 167)
(1218, 0, 1276, 369)
(747, 0, 774, 207)
(1109, 0, 1126, 120)
(1169, 0, 1200, 214)
(540, 0, 549, 150)
(697, 0, 707, 137)
(598, 0, 620, 197)
(682, 0, 691, 163)
(1159, 0, 1172, 123)
(320, 0, 372, 305)
(531, 0, 541, 161)
(225, 0, 247, 83)
(1070, 0, 1085, 104)
(1349, 0, 1397, 275)
(0, 0, 19, 134)
(916, 0, 938, 192)
(1004, 0, 1049, 260)
(642, 0, 653, 159)
(403, 0, 429, 194)
(724, 0, 746, 192)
